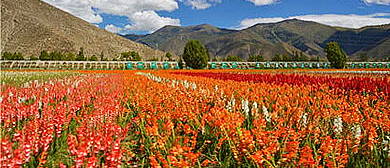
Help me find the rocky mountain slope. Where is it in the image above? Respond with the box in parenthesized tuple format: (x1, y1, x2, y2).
(1, 0, 164, 60)
(125, 19, 390, 61)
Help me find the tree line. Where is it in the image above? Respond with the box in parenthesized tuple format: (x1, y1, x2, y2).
(1, 47, 178, 62)
(180, 40, 390, 69)
(218, 52, 318, 62)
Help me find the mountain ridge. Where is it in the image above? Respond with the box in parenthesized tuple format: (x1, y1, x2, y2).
(1, 0, 165, 60)
(125, 19, 390, 61)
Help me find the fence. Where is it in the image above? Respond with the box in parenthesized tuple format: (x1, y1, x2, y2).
(0, 61, 389, 70)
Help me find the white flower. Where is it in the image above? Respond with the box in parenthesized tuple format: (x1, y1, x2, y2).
(352, 125, 362, 139)
(263, 106, 271, 122)
(301, 113, 308, 127)
(242, 99, 249, 117)
(334, 117, 343, 134)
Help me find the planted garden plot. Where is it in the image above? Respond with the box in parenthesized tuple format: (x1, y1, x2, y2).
(1, 70, 389, 167)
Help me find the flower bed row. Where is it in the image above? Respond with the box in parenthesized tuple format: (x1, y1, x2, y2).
(173, 71, 390, 99)
(1, 70, 389, 167)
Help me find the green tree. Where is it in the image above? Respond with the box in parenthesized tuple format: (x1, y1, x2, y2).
(282, 54, 291, 61)
(100, 51, 105, 61)
(248, 55, 264, 62)
(324, 42, 348, 69)
(178, 57, 184, 69)
(224, 55, 242, 62)
(76, 47, 86, 61)
(165, 52, 174, 61)
(182, 40, 208, 69)
(39, 50, 50, 60)
(121, 51, 142, 61)
(50, 51, 63, 60)
(2, 52, 13, 60)
(12, 52, 24, 60)
(30, 55, 39, 60)
(272, 54, 281, 61)
(89, 55, 98, 61)
(147, 57, 159, 61)
(66, 52, 76, 61)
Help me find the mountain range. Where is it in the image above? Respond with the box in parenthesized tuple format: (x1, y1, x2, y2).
(124, 20, 390, 61)
(1, 0, 164, 60)
(1, 0, 389, 61)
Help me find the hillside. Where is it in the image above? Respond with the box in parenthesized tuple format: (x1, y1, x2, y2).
(126, 19, 390, 61)
(124, 24, 238, 56)
(1, 0, 164, 60)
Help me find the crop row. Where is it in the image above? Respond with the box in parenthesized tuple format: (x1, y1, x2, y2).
(1, 70, 389, 167)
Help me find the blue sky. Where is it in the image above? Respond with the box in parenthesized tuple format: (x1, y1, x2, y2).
(43, 0, 390, 35)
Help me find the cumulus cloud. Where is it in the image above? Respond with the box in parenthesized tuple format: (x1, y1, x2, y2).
(105, 24, 123, 34)
(239, 13, 390, 29)
(362, 0, 390, 5)
(43, 0, 102, 23)
(180, 0, 222, 10)
(124, 11, 181, 33)
(246, 0, 279, 6)
(42, 0, 180, 33)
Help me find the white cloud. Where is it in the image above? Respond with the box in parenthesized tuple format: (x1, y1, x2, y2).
(43, 0, 103, 23)
(240, 17, 285, 28)
(90, 0, 179, 16)
(239, 13, 390, 29)
(124, 10, 181, 33)
(246, 0, 279, 6)
(362, 0, 390, 5)
(105, 24, 123, 33)
(42, 0, 180, 32)
(180, 0, 222, 10)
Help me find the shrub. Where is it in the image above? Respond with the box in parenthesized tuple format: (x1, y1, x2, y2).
(248, 55, 264, 62)
(89, 55, 98, 61)
(121, 51, 141, 61)
(39, 50, 50, 60)
(324, 42, 348, 69)
(271, 54, 281, 61)
(30, 55, 39, 60)
(224, 55, 242, 62)
(182, 40, 208, 69)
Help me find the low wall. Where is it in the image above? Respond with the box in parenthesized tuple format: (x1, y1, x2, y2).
(1, 61, 389, 70)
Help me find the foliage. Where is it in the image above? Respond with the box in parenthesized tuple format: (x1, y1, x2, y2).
(182, 40, 209, 69)
(147, 57, 159, 61)
(325, 42, 348, 69)
(1, 70, 390, 167)
(89, 55, 98, 61)
(271, 54, 282, 61)
(178, 58, 184, 69)
(66, 52, 76, 61)
(223, 55, 242, 62)
(50, 51, 65, 60)
(121, 51, 142, 61)
(248, 55, 264, 62)
(76, 47, 86, 61)
(29, 55, 39, 60)
(100, 51, 105, 61)
(1, 52, 24, 60)
(39, 50, 50, 60)
(165, 52, 174, 61)
(282, 54, 291, 61)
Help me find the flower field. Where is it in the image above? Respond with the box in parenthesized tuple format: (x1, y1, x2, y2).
(1, 69, 390, 167)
